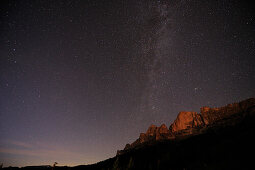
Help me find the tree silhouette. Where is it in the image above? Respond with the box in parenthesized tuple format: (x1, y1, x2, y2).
(52, 162, 58, 170)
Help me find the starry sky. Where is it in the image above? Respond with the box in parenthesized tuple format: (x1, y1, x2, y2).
(0, 0, 255, 167)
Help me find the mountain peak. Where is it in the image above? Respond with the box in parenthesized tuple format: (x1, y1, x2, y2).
(146, 124, 158, 136)
(171, 111, 203, 133)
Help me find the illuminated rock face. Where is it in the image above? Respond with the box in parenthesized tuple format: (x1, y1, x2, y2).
(155, 124, 173, 140)
(200, 98, 255, 125)
(117, 98, 255, 155)
(171, 111, 204, 133)
(171, 98, 255, 134)
(126, 124, 174, 150)
(145, 124, 172, 139)
(146, 124, 158, 136)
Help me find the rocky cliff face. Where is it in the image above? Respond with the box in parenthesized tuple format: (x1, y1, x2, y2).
(170, 111, 204, 132)
(121, 124, 174, 153)
(117, 98, 255, 155)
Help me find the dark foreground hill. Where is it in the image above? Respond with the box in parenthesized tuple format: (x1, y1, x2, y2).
(4, 98, 255, 170)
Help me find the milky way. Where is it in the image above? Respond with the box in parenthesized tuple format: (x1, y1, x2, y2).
(138, 0, 182, 124)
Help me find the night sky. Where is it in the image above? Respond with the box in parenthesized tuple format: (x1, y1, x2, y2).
(1, 0, 255, 167)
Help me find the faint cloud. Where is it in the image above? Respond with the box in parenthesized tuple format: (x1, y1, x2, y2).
(0, 140, 85, 160)
(0, 147, 84, 158)
(8, 140, 34, 149)
(0, 140, 97, 166)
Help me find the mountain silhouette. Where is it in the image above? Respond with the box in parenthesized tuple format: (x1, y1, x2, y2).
(3, 98, 255, 170)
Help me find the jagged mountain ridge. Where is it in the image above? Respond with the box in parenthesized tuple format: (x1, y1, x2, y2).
(117, 98, 255, 155)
